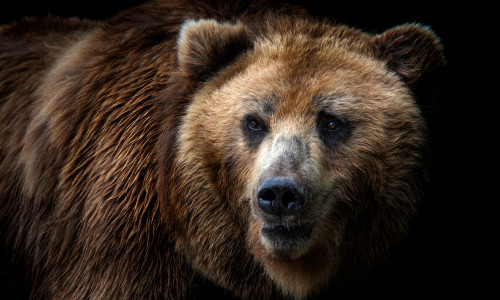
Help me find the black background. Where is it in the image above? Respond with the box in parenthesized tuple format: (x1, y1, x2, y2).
(0, 1, 491, 298)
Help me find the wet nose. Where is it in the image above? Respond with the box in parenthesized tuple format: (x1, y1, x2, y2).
(257, 177, 306, 217)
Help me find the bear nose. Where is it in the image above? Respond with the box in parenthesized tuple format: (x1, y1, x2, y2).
(257, 177, 306, 217)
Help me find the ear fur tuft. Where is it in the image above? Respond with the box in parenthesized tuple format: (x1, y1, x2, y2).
(177, 19, 252, 83)
(373, 24, 446, 92)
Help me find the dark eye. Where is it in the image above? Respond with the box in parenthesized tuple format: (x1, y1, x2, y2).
(319, 114, 343, 132)
(241, 115, 268, 148)
(242, 115, 268, 148)
(247, 117, 263, 131)
(325, 119, 340, 131)
(317, 112, 351, 149)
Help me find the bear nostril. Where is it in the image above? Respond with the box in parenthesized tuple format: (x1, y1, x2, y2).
(259, 188, 277, 202)
(257, 177, 305, 217)
(257, 188, 276, 215)
(282, 190, 298, 209)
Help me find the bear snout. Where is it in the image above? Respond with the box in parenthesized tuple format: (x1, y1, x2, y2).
(254, 177, 316, 258)
(257, 177, 306, 218)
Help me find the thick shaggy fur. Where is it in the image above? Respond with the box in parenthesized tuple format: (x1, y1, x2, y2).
(0, 1, 445, 299)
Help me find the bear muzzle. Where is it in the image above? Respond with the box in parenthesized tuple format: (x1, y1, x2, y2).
(255, 176, 314, 257)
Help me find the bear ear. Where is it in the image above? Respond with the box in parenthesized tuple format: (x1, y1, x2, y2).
(177, 19, 253, 83)
(373, 24, 446, 94)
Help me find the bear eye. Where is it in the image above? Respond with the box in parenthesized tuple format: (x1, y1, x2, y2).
(326, 120, 340, 131)
(247, 117, 263, 131)
(319, 115, 343, 132)
(317, 112, 351, 149)
(242, 115, 268, 148)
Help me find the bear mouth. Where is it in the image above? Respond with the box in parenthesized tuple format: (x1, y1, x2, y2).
(260, 223, 314, 258)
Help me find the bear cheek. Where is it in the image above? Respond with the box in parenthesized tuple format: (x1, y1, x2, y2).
(246, 139, 272, 220)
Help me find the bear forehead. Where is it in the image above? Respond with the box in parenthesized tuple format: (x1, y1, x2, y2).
(204, 40, 415, 122)
(253, 35, 401, 88)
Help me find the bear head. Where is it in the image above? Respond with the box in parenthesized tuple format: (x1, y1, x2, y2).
(158, 16, 445, 299)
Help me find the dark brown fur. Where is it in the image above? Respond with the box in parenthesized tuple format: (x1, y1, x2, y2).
(0, 1, 445, 299)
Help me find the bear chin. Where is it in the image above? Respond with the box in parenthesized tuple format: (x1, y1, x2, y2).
(249, 219, 335, 298)
(260, 223, 315, 260)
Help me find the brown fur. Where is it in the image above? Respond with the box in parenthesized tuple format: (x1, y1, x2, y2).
(0, 1, 445, 299)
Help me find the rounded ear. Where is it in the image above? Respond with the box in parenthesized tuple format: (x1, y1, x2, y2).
(177, 19, 253, 83)
(373, 24, 446, 96)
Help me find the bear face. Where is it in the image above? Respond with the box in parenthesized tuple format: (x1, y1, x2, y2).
(160, 17, 444, 298)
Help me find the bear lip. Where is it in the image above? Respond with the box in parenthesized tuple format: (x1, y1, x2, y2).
(260, 223, 314, 258)
(261, 223, 313, 238)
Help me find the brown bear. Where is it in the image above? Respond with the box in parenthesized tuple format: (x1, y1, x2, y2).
(0, 0, 445, 299)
